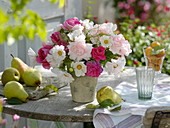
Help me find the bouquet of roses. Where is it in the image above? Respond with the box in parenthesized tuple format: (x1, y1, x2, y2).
(28, 17, 132, 84)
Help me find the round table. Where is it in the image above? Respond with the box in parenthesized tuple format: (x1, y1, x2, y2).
(1, 66, 169, 122)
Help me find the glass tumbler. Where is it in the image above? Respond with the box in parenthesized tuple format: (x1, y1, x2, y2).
(143, 47, 166, 74)
(135, 67, 155, 100)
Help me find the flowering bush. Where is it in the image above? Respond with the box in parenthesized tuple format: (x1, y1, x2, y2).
(29, 17, 132, 84)
(114, 0, 170, 24)
(119, 18, 170, 74)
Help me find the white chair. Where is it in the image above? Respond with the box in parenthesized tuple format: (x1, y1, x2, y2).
(142, 106, 170, 128)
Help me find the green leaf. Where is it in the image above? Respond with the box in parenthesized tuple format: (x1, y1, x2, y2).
(86, 104, 99, 109)
(109, 105, 122, 111)
(55, 122, 66, 128)
(87, 1, 96, 4)
(151, 45, 166, 55)
(59, 0, 65, 8)
(6, 97, 24, 105)
(99, 99, 114, 108)
(49, 0, 59, 4)
(44, 85, 58, 93)
(0, 9, 9, 25)
(86, 14, 93, 19)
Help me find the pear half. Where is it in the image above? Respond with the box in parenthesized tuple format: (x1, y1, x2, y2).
(97, 86, 122, 105)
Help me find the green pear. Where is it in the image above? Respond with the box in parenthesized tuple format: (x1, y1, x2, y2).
(1, 67, 20, 85)
(97, 86, 122, 105)
(11, 54, 29, 82)
(22, 68, 42, 86)
(4, 81, 29, 102)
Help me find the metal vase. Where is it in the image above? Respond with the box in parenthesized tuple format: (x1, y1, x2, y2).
(70, 76, 98, 103)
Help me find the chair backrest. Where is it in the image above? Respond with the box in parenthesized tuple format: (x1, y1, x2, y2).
(142, 106, 170, 128)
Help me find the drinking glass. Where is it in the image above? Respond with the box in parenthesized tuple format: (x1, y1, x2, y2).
(143, 47, 166, 74)
(135, 66, 155, 100)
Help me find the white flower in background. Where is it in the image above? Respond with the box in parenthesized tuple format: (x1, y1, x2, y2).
(105, 57, 126, 75)
(74, 34, 86, 42)
(28, 48, 37, 67)
(68, 29, 84, 41)
(46, 45, 66, 68)
(90, 37, 99, 44)
(88, 24, 99, 36)
(137, 26, 146, 30)
(51, 68, 74, 84)
(71, 62, 87, 77)
(80, 19, 94, 30)
(107, 23, 117, 32)
(98, 23, 109, 34)
(72, 24, 84, 31)
(99, 23, 117, 35)
(99, 35, 113, 47)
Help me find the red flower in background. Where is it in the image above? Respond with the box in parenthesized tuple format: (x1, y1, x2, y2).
(128, 10, 134, 15)
(133, 60, 139, 66)
(165, 6, 170, 12)
(36, 45, 53, 69)
(93, 17, 98, 20)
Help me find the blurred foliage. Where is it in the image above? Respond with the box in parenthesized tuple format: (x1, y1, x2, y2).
(118, 18, 170, 74)
(83, 0, 96, 19)
(0, 0, 65, 45)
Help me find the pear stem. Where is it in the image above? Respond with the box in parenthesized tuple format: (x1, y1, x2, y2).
(122, 98, 126, 102)
(58, 84, 68, 90)
(10, 54, 15, 58)
(49, 84, 68, 94)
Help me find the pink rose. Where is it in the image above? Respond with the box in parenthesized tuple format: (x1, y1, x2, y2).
(50, 32, 62, 43)
(91, 46, 106, 61)
(127, 0, 136, 4)
(143, 2, 151, 12)
(165, 0, 170, 6)
(124, 3, 130, 9)
(155, 0, 162, 4)
(61, 18, 81, 30)
(86, 61, 103, 77)
(36, 45, 53, 69)
(140, 13, 149, 22)
(50, 32, 69, 52)
(110, 34, 132, 56)
(156, 5, 163, 12)
(68, 41, 92, 61)
(118, 2, 125, 9)
(138, 1, 144, 6)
